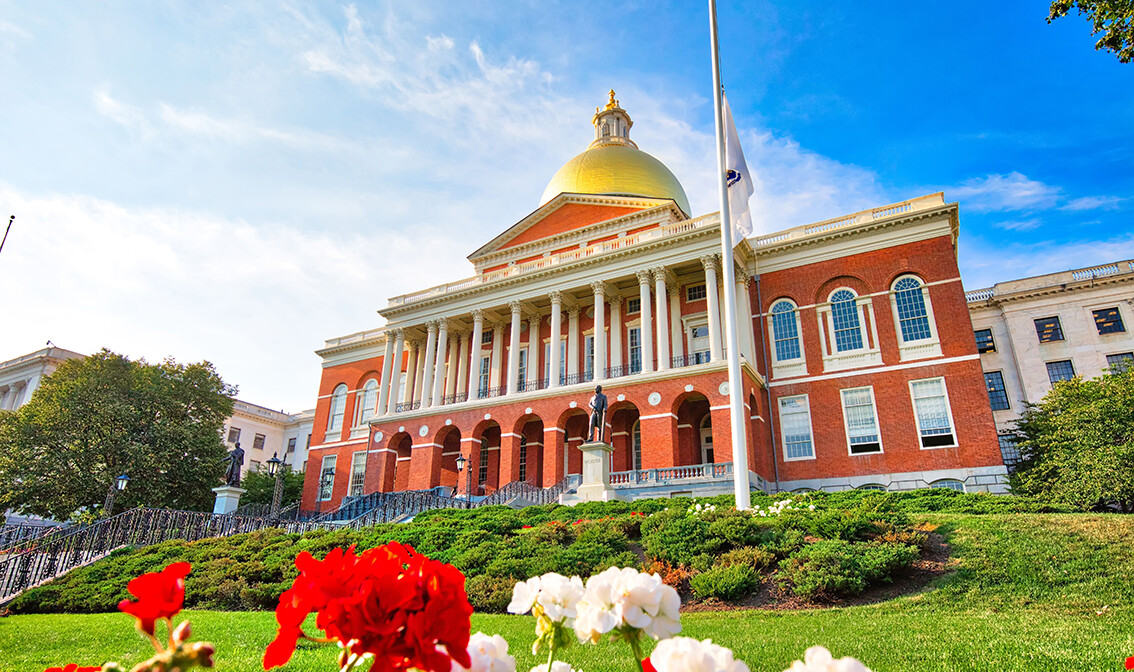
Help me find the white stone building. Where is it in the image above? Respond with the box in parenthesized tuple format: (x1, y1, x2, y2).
(967, 259, 1134, 466)
(222, 401, 315, 478)
(0, 346, 86, 411)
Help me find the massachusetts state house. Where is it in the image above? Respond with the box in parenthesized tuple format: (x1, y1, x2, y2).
(301, 93, 1008, 511)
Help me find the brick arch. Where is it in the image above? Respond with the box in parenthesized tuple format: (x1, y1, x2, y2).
(555, 406, 590, 477)
(608, 400, 641, 472)
(765, 294, 803, 313)
(511, 414, 545, 485)
(887, 270, 926, 290)
(353, 370, 381, 388)
(434, 425, 462, 492)
(672, 390, 711, 467)
(382, 432, 413, 492)
(814, 275, 869, 304)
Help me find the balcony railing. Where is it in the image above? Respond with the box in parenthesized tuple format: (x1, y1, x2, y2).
(394, 400, 421, 413)
(671, 353, 711, 369)
(751, 193, 944, 249)
(441, 392, 468, 405)
(609, 462, 733, 487)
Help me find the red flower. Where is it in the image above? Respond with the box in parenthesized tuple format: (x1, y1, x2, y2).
(264, 543, 473, 672)
(1126, 656, 1134, 670)
(642, 658, 656, 672)
(118, 562, 192, 636)
(43, 666, 101, 672)
(522, 525, 532, 529)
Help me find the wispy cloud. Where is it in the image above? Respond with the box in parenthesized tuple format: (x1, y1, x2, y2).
(93, 88, 155, 139)
(952, 172, 1061, 212)
(993, 218, 1042, 232)
(961, 232, 1134, 290)
(1063, 195, 1124, 211)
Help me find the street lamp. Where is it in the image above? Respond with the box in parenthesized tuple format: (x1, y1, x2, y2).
(103, 473, 130, 518)
(266, 452, 285, 521)
(455, 453, 472, 509)
(319, 468, 335, 515)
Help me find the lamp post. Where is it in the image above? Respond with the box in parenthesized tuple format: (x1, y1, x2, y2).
(455, 453, 472, 509)
(103, 473, 130, 518)
(266, 452, 285, 521)
(319, 468, 335, 515)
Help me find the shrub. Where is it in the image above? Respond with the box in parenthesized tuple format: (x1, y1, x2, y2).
(717, 546, 775, 571)
(465, 574, 516, 613)
(641, 513, 721, 566)
(777, 539, 919, 600)
(641, 559, 693, 594)
(689, 564, 759, 601)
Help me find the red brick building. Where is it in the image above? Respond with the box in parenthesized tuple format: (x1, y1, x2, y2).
(301, 95, 1007, 512)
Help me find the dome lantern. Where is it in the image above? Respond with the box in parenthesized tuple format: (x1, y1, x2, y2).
(590, 90, 637, 149)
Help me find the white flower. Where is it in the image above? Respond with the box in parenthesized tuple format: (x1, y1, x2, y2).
(574, 567, 682, 643)
(535, 572, 585, 622)
(452, 633, 516, 672)
(647, 637, 748, 672)
(530, 663, 576, 672)
(508, 576, 541, 615)
(784, 646, 871, 672)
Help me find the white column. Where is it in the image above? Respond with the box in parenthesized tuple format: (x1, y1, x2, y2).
(507, 302, 523, 395)
(636, 270, 654, 373)
(385, 329, 405, 415)
(735, 271, 752, 361)
(591, 281, 607, 381)
(377, 332, 395, 415)
(468, 310, 484, 400)
(456, 330, 470, 401)
(702, 255, 724, 361)
(669, 286, 683, 362)
(0, 387, 9, 411)
(431, 320, 449, 406)
(490, 322, 504, 391)
(653, 268, 670, 371)
(421, 322, 438, 409)
(403, 341, 418, 405)
(413, 341, 427, 404)
(609, 294, 623, 371)
(527, 315, 540, 389)
(567, 306, 581, 379)
(444, 334, 459, 400)
(549, 292, 563, 388)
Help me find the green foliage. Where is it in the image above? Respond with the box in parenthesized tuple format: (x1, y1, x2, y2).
(464, 575, 516, 613)
(777, 539, 919, 600)
(717, 546, 775, 570)
(689, 563, 760, 601)
(0, 349, 235, 519)
(238, 466, 304, 508)
(1048, 0, 1133, 63)
(1011, 367, 1134, 511)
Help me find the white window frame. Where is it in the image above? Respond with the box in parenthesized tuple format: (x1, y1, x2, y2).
(326, 384, 347, 441)
(627, 326, 642, 374)
(318, 455, 336, 501)
(543, 338, 566, 384)
(584, 334, 595, 379)
(767, 299, 807, 379)
(227, 427, 241, 444)
(888, 275, 942, 362)
(778, 394, 816, 461)
(908, 377, 958, 449)
(930, 479, 965, 492)
(682, 315, 711, 365)
(627, 297, 641, 314)
(347, 450, 367, 497)
(478, 355, 491, 396)
(686, 283, 707, 302)
(517, 349, 528, 386)
(819, 288, 882, 373)
(840, 385, 883, 455)
(354, 379, 378, 428)
(632, 419, 642, 471)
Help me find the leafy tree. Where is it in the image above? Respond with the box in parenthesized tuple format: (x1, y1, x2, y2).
(0, 349, 236, 519)
(1048, 0, 1133, 63)
(239, 465, 304, 508)
(1011, 365, 1134, 511)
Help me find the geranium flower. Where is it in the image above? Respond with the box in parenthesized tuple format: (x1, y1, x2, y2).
(508, 576, 543, 615)
(263, 543, 473, 672)
(574, 567, 681, 644)
(43, 666, 101, 672)
(645, 638, 748, 672)
(783, 646, 871, 672)
(118, 562, 192, 636)
(452, 633, 516, 672)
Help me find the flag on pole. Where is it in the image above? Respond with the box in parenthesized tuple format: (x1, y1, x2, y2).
(723, 94, 754, 241)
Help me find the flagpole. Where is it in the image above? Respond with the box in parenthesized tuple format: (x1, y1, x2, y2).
(708, 0, 751, 510)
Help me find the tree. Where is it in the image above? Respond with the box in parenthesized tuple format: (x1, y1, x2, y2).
(1048, 0, 1134, 63)
(0, 349, 236, 519)
(238, 465, 304, 508)
(1010, 365, 1134, 511)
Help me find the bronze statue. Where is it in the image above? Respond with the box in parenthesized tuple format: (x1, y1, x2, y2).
(587, 385, 608, 443)
(221, 442, 245, 487)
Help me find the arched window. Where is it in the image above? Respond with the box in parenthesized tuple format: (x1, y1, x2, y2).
(602, 122, 611, 137)
(355, 379, 378, 427)
(858, 483, 886, 491)
(771, 300, 801, 361)
(830, 289, 863, 352)
(893, 276, 933, 342)
(327, 384, 347, 433)
(930, 479, 965, 492)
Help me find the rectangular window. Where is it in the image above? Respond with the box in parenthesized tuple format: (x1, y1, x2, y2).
(584, 335, 595, 379)
(1093, 307, 1125, 335)
(478, 439, 489, 489)
(984, 371, 1010, 410)
(518, 436, 528, 482)
(1046, 359, 1076, 385)
(841, 387, 882, 454)
(227, 427, 241, 444)
(481, 330, 493, 344)
(318, 455, 336, 501)
(1034, 316, 1064, 343)
(627, 297, 641, 314)
(1107, 352, 1134, 371)
(632, 422, 642, 471)
(517, 349, 528, 386)
(689, 324, 711, 364)
(910, 378, 956, 448)
(249, 460, 261, 473)
(544, 341, 566, 382)
(778, 395, 814, 460)
(305, 434, 311, 449)
(253, 433, 266, 451)
(628, 328, 642, 374)
(686, 284, 707, 302)
(999, 434, 1022, 470)
(974, 329, 995, 353)
(287, 438, 297, 454)
(348, 451, 366, 497)
(478, 356, 491, 396)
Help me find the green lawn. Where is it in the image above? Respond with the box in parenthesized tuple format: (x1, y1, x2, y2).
(3, 514, 1133, 672)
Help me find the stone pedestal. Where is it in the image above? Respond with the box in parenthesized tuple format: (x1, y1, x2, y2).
(211, 486, 246, 515)
(561, 441, 623, 505)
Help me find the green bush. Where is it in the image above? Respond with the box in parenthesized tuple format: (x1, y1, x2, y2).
(717, 546, 775, 570)
(777, 539, 919, 600)
(465, 574, 516, 613)
(690, 564, 759, 601)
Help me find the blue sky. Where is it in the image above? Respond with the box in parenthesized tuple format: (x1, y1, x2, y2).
(0, 1, 1130, 411)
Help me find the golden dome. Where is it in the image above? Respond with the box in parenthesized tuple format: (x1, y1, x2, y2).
(539, 91, 691, 215)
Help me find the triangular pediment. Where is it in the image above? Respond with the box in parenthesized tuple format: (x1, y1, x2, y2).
(469, 193, 682, 264)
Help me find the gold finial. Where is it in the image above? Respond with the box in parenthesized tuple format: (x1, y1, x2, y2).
(605, 89, 619, 110)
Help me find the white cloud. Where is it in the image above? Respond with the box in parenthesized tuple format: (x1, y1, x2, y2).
(951, 172, 1061, 212)
(1063, 195, 1124, 211)
(93, 88, 155, 139)
(993, 218, 1041, 232)
(156, 104, 356, 152)
(427, 34, 454, 51)
(960, 232, 1134, 290)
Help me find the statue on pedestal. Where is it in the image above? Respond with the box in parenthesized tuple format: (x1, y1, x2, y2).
(587, 385, 608, 443)
(221, 442, 245, 487)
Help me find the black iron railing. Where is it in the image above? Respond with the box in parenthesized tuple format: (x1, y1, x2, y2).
(394, 400, 422, 413)
(0, 523, 64, 553)
(483, 385, 507, 399)
(671, 353, 711, 368)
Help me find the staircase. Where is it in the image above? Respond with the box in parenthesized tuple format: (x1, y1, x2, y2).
(0, 478, 570, 606)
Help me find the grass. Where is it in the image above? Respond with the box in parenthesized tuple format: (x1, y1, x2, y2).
(2, 514, 1133, 672)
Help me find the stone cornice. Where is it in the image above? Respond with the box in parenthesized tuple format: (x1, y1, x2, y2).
(968, 271, 1134, 308)
(754, 202, 958, 260)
